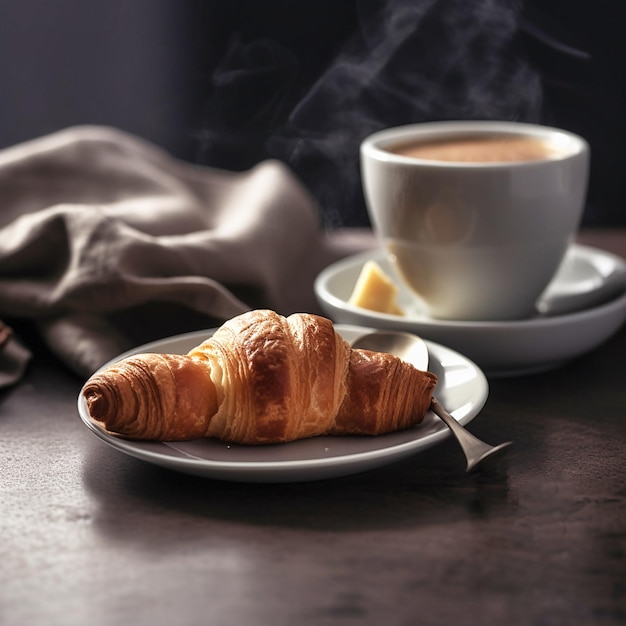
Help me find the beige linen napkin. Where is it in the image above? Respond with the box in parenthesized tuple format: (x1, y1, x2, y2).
(0, 126, 363, 378)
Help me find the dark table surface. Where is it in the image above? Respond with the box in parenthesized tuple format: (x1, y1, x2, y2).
(1, 229, 625, 626)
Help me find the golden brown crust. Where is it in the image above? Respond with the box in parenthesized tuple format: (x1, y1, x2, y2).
(83, 353, 218, 440)
(81, 310, 436, 443)
(333, 349, 436, 435)
(188, 310, 351, 444)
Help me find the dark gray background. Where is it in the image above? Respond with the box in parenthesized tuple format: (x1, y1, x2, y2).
(1, 0, 623, 228)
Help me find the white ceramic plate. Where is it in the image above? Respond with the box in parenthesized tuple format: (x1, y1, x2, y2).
(78, 325, 488, 482)
(315, 244, 626, 377)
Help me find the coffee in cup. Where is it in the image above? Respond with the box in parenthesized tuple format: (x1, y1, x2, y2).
(389, 134, 566, 163)
(360, 121, 590, 321)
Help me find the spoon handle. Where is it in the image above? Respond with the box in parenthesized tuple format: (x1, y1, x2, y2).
(430, 397, 512, 472)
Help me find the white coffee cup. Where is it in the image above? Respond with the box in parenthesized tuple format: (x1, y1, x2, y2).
(360, 121, 590, 320)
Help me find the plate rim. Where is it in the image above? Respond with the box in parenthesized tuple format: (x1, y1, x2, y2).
(77, 325, 489, 481)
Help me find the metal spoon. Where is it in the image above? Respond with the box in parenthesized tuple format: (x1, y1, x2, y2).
(351, 330, 512, 472)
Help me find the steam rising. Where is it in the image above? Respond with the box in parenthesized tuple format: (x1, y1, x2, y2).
(200, 0, 543, 228)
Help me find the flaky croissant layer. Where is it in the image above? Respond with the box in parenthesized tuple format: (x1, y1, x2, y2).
(82, 310, 437, 444)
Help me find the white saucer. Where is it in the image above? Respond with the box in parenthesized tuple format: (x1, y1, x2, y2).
(315, 244, 626, 376)
(78, 326, 488, 482)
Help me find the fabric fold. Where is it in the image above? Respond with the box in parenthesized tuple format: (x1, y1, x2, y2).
(0, 126, 342, 377)
(0, 320, 32, 388)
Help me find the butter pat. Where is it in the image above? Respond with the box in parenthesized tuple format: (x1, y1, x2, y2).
(348, 260, 404, 316)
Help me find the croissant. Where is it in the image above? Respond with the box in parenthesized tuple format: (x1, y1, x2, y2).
(81, 310, 437, 444)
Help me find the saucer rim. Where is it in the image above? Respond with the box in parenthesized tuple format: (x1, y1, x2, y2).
(315, 243, 626, 329)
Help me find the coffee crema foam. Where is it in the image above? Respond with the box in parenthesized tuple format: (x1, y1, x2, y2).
(390, 134, 565, 163)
